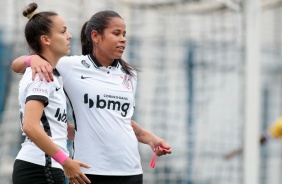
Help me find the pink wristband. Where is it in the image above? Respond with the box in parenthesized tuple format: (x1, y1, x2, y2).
(25, 55, 34, 67)
(52, 150, 68, 164)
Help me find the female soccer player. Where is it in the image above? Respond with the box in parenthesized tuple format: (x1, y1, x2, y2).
(12, 3, 90, 184)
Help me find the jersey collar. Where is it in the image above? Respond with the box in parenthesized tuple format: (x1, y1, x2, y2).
(37, 54, 61, 77)
(53, 68, 61, 77)
(88, 54, 120, 68)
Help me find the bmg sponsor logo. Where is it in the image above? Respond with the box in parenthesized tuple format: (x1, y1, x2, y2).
(84, 94, 130, 117)
(54, 108, 67, 123)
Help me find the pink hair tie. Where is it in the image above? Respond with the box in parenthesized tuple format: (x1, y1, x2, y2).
(25, 55, 34, 67)
(150, 153, 157, 168)
(150, 146, 169, 168)
(52, 150, 68, 164)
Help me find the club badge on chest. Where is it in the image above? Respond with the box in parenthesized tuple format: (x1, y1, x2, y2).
(120, 75, 132, 90)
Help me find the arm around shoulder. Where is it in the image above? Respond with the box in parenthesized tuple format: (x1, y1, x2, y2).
(11, 55, 29, 74)
(11, 55, 53, 81)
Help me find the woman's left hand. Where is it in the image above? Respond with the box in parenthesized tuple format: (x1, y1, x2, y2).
(152, 139, 172, 156)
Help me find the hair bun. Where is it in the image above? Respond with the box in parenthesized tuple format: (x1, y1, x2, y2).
(23, 3, 39, 19)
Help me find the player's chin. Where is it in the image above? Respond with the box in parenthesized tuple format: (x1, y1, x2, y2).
(115, 50, 124, 57)
(64, 49, 71, 56)
(115, 53, 124, 59)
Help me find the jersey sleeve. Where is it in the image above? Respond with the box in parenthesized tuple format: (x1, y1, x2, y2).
(56, 56, 76, 81)
(268, 117, 282, 138)
(25, 74, 52, 107)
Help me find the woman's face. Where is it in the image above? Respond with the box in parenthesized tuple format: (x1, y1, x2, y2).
(48, 15, 72, 57)
(95, 17, 126, 61)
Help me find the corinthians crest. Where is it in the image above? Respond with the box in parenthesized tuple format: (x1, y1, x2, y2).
(120, 75, 131, 90)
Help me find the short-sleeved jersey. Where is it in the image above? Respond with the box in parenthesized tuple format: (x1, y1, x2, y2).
(269, 117, 282, 138)
(16, 68, 69, 169)
(56, 54, 142, 175)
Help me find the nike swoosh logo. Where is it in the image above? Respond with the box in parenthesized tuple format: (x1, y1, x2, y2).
(55, 87, 61, 91)
(81, 75, 92, 79)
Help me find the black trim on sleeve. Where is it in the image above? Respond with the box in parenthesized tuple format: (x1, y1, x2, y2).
(26, 95, 49, 107)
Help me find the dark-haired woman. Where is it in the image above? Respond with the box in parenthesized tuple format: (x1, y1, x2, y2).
(12, 10, 171, 184)
(12, 3, 90, 184)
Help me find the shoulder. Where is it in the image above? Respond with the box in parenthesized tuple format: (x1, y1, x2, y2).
(59, 55, 88, 62)
(57, 55, 90, 71)
(21, 69, 53, 94)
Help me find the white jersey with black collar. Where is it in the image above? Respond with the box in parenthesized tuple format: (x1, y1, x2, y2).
(16, 68, 69, 169)
(56, 54, 142, 175)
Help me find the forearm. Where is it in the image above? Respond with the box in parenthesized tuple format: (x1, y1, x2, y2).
(11, 55, 54, 81)
(24, 123, 61, 157)
(131, 120, 172, 156)
(11, 55, 29, 74)
(131, 120, 160, 146)
(23, 100, 63, 158)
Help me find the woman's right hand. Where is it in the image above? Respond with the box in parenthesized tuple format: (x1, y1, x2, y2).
(61, 158, 91, 184)
(30, 55, 54, 82)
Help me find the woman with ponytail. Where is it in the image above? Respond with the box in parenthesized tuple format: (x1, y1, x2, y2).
(12, 10, 171, 184)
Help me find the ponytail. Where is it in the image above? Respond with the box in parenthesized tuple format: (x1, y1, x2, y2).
(80, 21, 92, 55)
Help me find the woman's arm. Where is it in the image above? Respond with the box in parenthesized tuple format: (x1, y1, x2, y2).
(11, 55, 54, 82)
(11, 56, 29, 74)
(223, 134, 268, 160)
(23, 100, 63, 156)
(23, 100, 90, 183)
(67, 123, 75, 140)
(131, 120, 172, 156)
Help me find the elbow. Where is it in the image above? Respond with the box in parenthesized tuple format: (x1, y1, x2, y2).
(11, 62, 22, 74)
(11, 62, 16, 72)
(22, 122, 33, 137)
(11, 59, 25, 74)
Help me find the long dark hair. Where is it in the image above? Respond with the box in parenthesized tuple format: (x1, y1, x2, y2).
(23, 3, 58, 53)
(80, 10, 139, 76)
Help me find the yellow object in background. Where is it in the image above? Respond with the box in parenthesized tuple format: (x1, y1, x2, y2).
(269, 117, 282, 138)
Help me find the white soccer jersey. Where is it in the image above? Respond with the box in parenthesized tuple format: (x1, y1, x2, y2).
(16, 68, 69, 169)
(56, 54, 142, 175)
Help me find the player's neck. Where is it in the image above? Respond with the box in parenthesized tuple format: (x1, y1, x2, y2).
(40, 51, 61, 68)
(93, 53, 114, 67)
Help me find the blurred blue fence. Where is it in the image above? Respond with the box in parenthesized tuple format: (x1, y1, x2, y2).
(0, 29, 12, 121)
